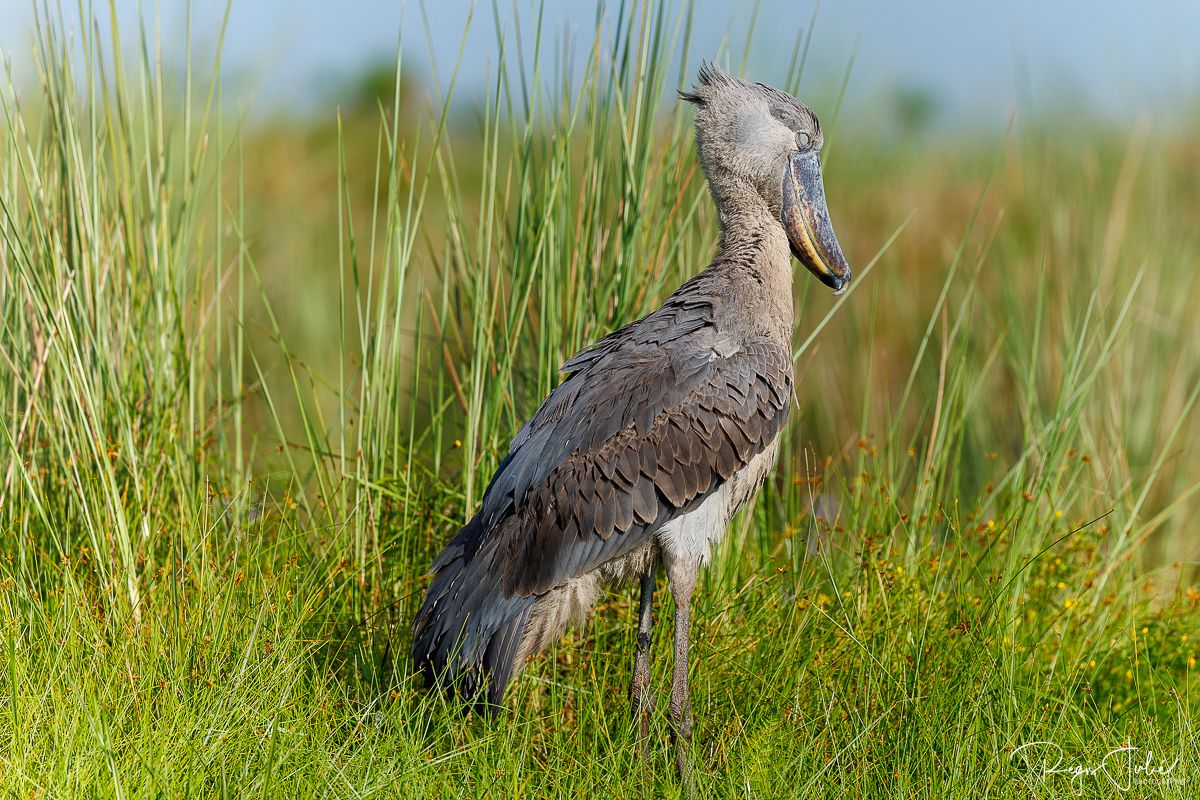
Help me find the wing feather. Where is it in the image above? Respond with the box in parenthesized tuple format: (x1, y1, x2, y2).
(413, 279, 795, 702)
(493, 333, 792, 597)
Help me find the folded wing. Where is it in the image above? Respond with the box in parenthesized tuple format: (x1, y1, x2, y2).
(412, 294, 792, 702)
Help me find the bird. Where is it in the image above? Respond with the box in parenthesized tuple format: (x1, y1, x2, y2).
(411, 63, 852, 777)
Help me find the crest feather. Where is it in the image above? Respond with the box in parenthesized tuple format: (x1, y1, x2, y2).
(679, 60, 733, 106)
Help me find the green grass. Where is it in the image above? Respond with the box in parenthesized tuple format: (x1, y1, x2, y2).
(2, 2, 1198, 797)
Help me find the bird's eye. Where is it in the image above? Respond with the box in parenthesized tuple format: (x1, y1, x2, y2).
(796, 131, 812, 149)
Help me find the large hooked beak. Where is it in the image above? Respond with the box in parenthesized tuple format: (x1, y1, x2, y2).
(781, 150, 852, 294)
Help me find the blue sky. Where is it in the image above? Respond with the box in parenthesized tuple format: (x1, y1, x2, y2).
(1, 1, 1196, 128)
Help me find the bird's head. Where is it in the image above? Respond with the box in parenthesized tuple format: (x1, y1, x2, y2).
(681, 63, 851, 294)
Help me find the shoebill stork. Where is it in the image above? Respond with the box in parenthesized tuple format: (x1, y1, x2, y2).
(412, 63, 852, 772)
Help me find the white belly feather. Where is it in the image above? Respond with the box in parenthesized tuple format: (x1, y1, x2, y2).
(656, 438, 780, 568)
(656, 486, 729, 567)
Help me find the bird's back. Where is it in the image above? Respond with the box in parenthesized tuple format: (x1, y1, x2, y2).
(411, 267, 793, 705)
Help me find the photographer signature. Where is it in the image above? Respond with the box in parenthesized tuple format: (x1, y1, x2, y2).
(1010, 741, 1182, 794)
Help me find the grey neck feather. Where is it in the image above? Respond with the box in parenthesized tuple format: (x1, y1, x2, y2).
(701, 169, 795, 336)
(709, 177, 775, 249)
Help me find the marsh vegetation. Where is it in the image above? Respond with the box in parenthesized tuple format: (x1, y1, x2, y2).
(1, 3, 1197, 796)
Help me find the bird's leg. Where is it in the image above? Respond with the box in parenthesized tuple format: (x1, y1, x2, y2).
(665, 555, 699, 787)
(630, 570, 656, 753)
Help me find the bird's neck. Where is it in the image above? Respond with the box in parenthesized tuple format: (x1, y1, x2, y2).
(707, 177, 796, 338)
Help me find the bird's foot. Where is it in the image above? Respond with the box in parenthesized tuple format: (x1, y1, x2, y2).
(669, 700, 694, 792)
(630, 675, 656, 761)
(636, 694, 656, 760)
